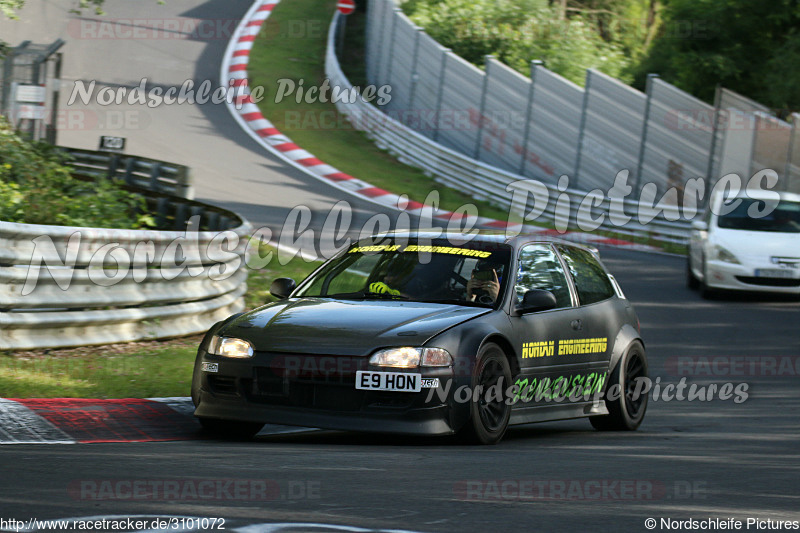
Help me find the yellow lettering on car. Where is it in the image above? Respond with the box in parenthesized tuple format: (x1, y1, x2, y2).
(521, 341, 555, 359)
(557, 338, 608, 356)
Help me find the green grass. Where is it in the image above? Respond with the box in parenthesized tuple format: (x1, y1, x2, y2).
(244, 244, 323, 309)
(0, 344, 198, 399)
(3, 246, 322, 399)
(245, 0, 514, 222)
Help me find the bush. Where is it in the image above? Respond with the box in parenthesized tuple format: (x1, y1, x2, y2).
(0, 117, 152, 228)
(404, 0, 632, 86)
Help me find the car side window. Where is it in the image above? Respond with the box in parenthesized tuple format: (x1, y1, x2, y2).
(556, 245, 616, 306)
(515, 244, 572, 308)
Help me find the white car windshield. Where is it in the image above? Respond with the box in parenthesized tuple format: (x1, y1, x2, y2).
(718, 199, 800, 233)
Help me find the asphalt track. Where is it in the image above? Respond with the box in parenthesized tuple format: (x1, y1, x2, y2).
(2, 1, 799, 532)
(1, 248, 799, 532)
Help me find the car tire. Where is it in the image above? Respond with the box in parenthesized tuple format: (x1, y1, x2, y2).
(459, 343, 512, 445)
(198, 417, 264, 439)
(686, 258, 699, 290)
(590, 341, 648, 431)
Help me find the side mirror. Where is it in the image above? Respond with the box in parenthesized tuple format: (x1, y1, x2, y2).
(691, 220, 708, 232)
(516, 289, 557, 314)
(270, 278, 296, 299)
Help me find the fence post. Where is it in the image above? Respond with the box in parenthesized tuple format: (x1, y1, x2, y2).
(177, 166, 194, 199)
(124, 157, 137, 186)
(369, 0, 387, 85)
(406, 27, 423, 125)
(1, 49, 13, 115)
(107, 153, 121, 180)
(46, 52, 63, 145)
(573, 69, 594, 189)
(364, 0, 372, 73)
(149, 162, 163, 192)
(336, 12, 346, 57)
(749, 112, 762, 181)
(382, 7, 402, 107)
(703, 85, 723, 206)
(634, 73, 659, 195)
(433, 49, 449, 142)
(473, 55, 493, 160)
(784, 113, 799, 192)
(519, 60, 543, 176)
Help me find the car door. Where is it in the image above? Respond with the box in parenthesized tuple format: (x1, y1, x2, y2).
(509, 243, 594, 407)
(554, 244, 619, 372)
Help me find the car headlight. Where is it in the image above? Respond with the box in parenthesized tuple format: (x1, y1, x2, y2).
(369, 347, 453, 368)
(207, 336, 254, 358)
(714, 245, 740, 264)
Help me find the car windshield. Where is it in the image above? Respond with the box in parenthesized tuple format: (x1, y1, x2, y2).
(295, 238, 513, 308)
(717, 199, 800, 233)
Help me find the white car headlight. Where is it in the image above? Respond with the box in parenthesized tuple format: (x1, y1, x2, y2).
(369, 347, 453, 368)
(714, 245, 740, 264)
(207, 336, 254, 358)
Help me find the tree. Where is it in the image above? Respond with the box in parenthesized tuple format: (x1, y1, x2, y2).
(633, 0, 800, 111)
(404, 0, 638, 85)
(0, 0, 24, 19)
(763, 31, 800, 116)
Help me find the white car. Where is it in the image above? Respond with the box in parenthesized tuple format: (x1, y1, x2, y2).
(687, 190, 800, 298)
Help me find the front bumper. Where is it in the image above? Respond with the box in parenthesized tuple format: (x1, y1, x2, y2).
(191, 350, 468, 436)
(705, 260, 800, 294)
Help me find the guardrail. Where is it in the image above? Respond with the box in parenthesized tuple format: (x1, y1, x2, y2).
(0, 215, 252, 350)
(62, 147, 194, 200)
(326, 12, 692, 246)
(0, 149, 250, 350)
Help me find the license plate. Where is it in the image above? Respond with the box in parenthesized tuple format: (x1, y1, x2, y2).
(754, 268, 796, 279)
(356, 371, 422, 392)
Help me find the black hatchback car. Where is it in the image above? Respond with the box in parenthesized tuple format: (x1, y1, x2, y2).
(191, 231, 648, 444)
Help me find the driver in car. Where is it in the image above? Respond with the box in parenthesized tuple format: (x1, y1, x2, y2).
(467, 260, 503, 304)
(368, 255, 417, 297)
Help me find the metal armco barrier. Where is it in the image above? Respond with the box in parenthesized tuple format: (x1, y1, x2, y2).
(0, 145, 250, 351)
(63, 147, 194, 199)
(0, 216, 252, 350)
(325, 13, 690, 245)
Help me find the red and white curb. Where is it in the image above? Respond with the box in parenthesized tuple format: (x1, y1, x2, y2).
(0, 397, 315, 444)
(220, 0, 659, 252)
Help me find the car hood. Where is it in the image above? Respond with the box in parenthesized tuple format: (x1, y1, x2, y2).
(219, 298, 491, 355)
(713, 229, 800, 261)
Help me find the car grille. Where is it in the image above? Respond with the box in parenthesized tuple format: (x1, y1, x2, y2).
(735, 276, 800, 287)
(208, 376, 238, 395)
(242, 353, 417, 411)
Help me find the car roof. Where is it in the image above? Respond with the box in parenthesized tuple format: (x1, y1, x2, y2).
(371, 230, 596, 253)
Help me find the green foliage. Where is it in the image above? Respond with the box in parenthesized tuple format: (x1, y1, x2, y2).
(402, 0, 650, 85)
(505, 16, 630, 84)
(0, 0, 24, 19)
(0, 118, 152, 228)
(633, 0, 800, 110)
(763, 32, 800, 114)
